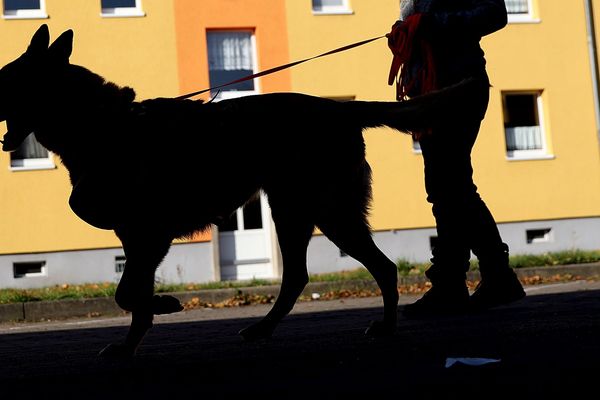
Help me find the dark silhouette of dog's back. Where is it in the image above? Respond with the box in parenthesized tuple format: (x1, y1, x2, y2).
(0, 25, 477, 357)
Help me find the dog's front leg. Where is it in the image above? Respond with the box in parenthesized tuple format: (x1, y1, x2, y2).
(99, 310, 153, 358)
(99, 230, 176, 358)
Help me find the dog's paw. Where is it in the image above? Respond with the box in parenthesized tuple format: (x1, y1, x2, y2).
(98, 343, 136, 359)
(152, 295, 184, 315)
(364, 320, 396, 337)
(238, 321, 275, 342)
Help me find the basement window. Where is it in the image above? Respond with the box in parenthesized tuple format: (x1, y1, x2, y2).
(526, 228, 552, 244)
(115, 256, 126, 273)
(13, 261, 47, 278)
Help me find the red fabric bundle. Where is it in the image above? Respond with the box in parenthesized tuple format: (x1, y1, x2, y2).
(386, 13, 436, 101)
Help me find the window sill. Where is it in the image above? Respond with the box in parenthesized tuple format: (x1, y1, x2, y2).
(312, 9, 354, 16)
(506, 154, 555, 161)
(507, 16, 541, 24)
(10, 163, 56, 172)
(3, 13, 48, 20)
(100, 10, 146, 18)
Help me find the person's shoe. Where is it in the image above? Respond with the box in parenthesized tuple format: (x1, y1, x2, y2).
(402, 284, 470, 319)
(469, 269, 526, 312)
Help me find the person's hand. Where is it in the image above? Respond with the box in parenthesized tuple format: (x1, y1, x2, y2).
(386, 20, 406, 50)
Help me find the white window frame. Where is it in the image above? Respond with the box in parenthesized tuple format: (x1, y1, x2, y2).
(312, 0, 353, 16)
(506, 0, 539, 24)
(503, 91, 553, 161)
(100, 0, 145, 18)
(207, 31, 260, 101)
(2, 0, 47, 20)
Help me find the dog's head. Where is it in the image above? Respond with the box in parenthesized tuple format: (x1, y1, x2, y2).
(0, 24, 73, 152)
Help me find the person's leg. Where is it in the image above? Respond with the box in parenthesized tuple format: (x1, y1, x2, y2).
(403, 77, 524, 318)
(404, 74, 524, 317)
(402, 118, 478, 318)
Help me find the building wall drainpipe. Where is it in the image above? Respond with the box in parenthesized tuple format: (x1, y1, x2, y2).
(584, 0, 600, 147)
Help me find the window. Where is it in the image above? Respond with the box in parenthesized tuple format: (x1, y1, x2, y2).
(505, 0, 536, 23)
(502, 91, 550, 160)
(206, 31, 258, 100)
(2, 0, 47, 19)
(101, 0, 144, 17)
(10, 134, 54, 170)
(526, 228, 552, 244)
(312, 0, 352, 15)
(115, 256, 126, 273)
(14, 261, 46, 278)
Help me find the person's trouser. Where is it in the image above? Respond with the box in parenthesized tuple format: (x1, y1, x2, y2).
(417, 74, 508, 284)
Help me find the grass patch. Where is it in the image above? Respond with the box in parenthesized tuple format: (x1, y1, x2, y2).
(508, 249, 600, 269)
(398, 249, 600, 272)
(308, 268, 373, 282)
(154, 278, 276, 294)
(0, 283, 117, 305)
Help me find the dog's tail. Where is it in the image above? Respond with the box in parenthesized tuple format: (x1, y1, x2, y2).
(348, 77, 484, 134)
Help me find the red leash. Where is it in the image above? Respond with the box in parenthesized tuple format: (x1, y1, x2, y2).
(175, 34, 386, 100)
(386, 14, 436, 101)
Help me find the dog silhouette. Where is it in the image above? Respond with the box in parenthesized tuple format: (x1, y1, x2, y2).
(1, 25, 476, 357)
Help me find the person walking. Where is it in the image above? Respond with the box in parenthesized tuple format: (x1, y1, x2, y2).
(387, 0, 526, 318)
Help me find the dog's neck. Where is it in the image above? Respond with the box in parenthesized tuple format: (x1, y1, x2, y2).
(34, 64, 137, 184)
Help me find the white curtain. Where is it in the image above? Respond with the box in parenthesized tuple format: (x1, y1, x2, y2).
(207, 32, 253, 72)
(505, 0, 529, 14)
(505, 126, 542, 151)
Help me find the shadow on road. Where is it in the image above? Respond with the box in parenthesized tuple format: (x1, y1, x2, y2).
(0, 289, 598, 397)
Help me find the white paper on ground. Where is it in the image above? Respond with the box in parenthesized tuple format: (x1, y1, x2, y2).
(445, 357, 501, 368)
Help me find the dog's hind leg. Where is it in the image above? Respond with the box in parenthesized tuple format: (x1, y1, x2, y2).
(238, 208, 315, 342)
(99, 231, 181, 358)
(317, 215, 399, 337)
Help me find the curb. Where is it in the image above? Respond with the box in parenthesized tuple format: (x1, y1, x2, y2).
(1, 262, 599, 324)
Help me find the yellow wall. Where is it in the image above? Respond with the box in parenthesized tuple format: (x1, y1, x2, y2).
(285, 0, 431, 231)
(0, 0, 180, 254)
(285, 0, 600, 231)
(479, 0, 600, 221)
(2, 0, 599, 254)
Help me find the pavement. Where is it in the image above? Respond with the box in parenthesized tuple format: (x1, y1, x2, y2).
(0, 262, 599, 398)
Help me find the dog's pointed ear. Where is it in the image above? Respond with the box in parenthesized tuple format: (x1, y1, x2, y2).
(27, 24, 50, 55)
(48, 29, 73, 63)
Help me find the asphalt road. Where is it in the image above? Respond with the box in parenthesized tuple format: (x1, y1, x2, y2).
(1, 280, 599, 398)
